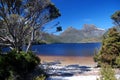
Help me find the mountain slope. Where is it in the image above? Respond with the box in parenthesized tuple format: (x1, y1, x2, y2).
(41, 24, 105, 43)
(58, 24, 105, 43)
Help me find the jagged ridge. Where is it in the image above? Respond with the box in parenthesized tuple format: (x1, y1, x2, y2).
(42, 24, 105, 43)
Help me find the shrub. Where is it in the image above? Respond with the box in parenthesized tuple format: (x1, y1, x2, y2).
(0, 54, 11, 80)
(115, 56, 120, 68)
(34, 74, 46, 80)
(99, 64, 116, 80)
(94, 28, 120, 68)
(0, 50, 40, 80)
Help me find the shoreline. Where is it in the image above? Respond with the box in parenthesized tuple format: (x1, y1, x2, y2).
(40, 42, 101, 45)
(38, 55, 100, 80)
(37, 55, 96, 66)
(37, 55, 120, 80)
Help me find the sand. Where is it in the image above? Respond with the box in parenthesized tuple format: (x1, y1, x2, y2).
(48, 75, 100, 80)
(38, 55, 96, 66)
(37, 55, 120, 80)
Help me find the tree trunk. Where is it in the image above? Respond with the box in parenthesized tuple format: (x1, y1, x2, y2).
(26, 31, 34, 53)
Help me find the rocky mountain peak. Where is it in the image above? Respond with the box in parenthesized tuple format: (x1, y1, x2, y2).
(43, 24, 106, 43)
(82, 24, 101, 31)
(65, 26, 77, 31)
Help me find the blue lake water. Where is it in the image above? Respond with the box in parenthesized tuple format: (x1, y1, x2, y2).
(2, 43, 101, 56)
(31, 43, 101, 56)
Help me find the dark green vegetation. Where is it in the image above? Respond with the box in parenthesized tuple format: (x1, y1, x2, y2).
(94, 10, 120, 68)
(98, 64, 117, 80)
(41, 33, 62, 43)
(95, 10, 120, 80)
(111, 11, 120, 28)
(94, 28, 120, 67)
(0, 50, 41, 80)
(0, 0, 61, 80)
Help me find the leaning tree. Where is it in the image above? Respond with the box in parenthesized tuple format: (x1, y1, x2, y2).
(0, 0, 61, 52)
(111, 11, 120, 28)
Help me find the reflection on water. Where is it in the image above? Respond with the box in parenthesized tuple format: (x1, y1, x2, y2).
(32, 43, 101, 56)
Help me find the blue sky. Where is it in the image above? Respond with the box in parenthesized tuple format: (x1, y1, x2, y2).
(45, 0, 120, 34)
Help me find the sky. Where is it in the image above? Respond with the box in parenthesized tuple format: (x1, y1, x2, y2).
(45, 0, 120, 34)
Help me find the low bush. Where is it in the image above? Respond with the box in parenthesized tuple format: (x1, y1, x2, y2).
(115, 56, 120, 68)
(0, 54, 11, 80)
(34, 74, 46, 80)
(0, 50, 41, 80)
(99, 64, 116, 80)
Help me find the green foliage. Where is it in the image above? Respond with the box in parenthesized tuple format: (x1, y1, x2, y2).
(94, 28, 120, 67)
(0, 54, 11, 80)
(0, 50, 40, 80)
(47, 3, 61, 19)
(111, 11, 120, 27)
(99, 64, 116, 80)
(115, 56, 120, 67)
(111, 11, 120, 22)
(33, 40, 47, 45)
(8, 50, 40, 76)
(34, 74, 46, 80)
(56, 26, 62, 32)
(94, 48, 100, 64)
(41, 33, 62, 43)
(0, 0, 61, 52)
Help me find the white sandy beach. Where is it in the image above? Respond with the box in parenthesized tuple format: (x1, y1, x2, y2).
(38, 55, 120, 80)
(48, 75, 99, 80)
(48, 75, 120, 80)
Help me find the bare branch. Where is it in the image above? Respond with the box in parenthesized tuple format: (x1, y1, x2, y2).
(0, 0, 60, 52)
